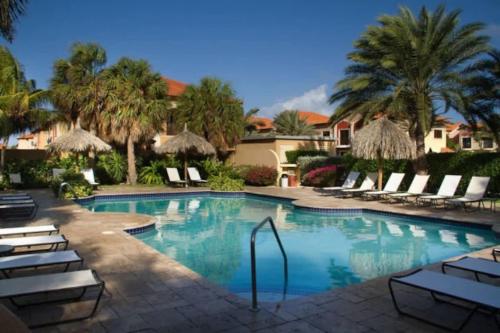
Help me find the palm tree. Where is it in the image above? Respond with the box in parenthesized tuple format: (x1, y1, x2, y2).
(101, 57, 169, 184)
(50, 42, 107, 131)
(273, 110, 315, 135)
(329, 5, 490, 173)
(175, 77, 245, 158)
(453, 50, 500, 149)
(0, 46, 51, 169)
(0, 0, 27, 42)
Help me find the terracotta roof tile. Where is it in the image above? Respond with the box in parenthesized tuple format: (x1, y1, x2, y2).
(297, 111, 330, 125)
(250, 117, 274, 130)
(18, 133, 34, 140)
(162, 77, 188, 97)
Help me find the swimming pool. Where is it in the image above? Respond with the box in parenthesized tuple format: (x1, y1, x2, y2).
(81, 193, 497, 300)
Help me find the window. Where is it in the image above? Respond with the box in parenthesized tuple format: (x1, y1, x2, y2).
(482, 138, 493, 149)
(339, 129, 350, 146)
(433, 130, 442, 139)
(462, 137, 472, 149)
(322, 131, 330, 137)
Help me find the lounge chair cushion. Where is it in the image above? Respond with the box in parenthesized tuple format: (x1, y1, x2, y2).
(0, 225, 58, 237)
(392, 269, 500, 309)
(0, 251, 81, 271)
(0, 235, 66, 248)
(0, 270, 99, 298)
(443, 257, 500, 278)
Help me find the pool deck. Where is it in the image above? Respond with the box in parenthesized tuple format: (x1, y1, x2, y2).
(1, 186, 499, 332)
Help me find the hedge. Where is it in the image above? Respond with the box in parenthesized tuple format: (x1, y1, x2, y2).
(285, 150, 328, 164)
(299, 152, 500, 195)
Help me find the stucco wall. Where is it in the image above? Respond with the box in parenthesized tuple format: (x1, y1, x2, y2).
(424, 127, 447, 153)
(231, 141, 278, 168)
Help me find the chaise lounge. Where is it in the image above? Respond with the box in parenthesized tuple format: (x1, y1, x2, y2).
(362, 172, 405, 200)
(416, 175, 462, 207)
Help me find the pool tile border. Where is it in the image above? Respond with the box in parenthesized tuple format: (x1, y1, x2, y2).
(76, 191, 496, 235)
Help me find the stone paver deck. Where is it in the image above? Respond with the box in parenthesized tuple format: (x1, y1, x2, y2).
(0, 187, 498, 332)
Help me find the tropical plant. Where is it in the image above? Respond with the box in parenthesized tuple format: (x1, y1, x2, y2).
(50, 170, 93, 199)
(208, 174, 244, 191)
(273, 110, 315, 136)
(241, 165, 277, 186)
(329, 5, 490, 173)
(138, 159, 167, 185)
(302, 165, 339, 187)
(0, 0, 27, 42)
(96, 150, 127, 184)
(175, 77, 245, 158)
(0, 46, 52, 170)
(50, 42, 108, 131)
(453, 49, 500, 149)
(101, 57, 170, 184)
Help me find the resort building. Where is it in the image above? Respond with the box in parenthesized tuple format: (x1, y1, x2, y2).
(15, 77, 188, 150)
(448, 123, 498, 151)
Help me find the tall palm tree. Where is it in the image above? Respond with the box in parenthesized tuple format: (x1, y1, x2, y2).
(453, 50, 500, 149)
(50, 42, 107, 131)
(101, 57, 169, 184)
(273, 110, 315, 136)
(329, 5, 490, 172)
(0, 0, 27, 42)
(0, 46, 51, 169)
(175, 77, 245, 158)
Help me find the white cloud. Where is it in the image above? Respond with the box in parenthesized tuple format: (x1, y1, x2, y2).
(484, 24, 500, 39)
(259, 84, 332, 117)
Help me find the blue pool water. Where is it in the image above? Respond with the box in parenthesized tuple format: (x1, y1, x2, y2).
(81, 194, 497, 300)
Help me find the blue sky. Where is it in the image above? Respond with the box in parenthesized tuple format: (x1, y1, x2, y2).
(3, 0, 500, 120)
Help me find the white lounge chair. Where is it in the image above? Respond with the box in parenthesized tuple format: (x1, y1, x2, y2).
(389, 269, 500, 331)
(322, 171, 360, 191)
(52, 168, 65, 178)
(0, 225, 58, 238)
(387, 174, 430, 203)
(0, 235, 68, 252)
(187, 167, 208, 185)
(445, 176, 490, 210)
(81, 168, 99, 187)
(416, 175, 462, 207)
(0, 250, 83, 277)
(0, 270, 104, 328)
(166, 168, 187, 187)
(442, 256, 500, 281)
(0, 201, 38, 219)
(339, 172, 377, 197)
(363, 173, 405, 200)
(8, 173, 22, 186)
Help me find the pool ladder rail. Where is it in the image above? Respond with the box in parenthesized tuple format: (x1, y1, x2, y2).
(250, 216, 288, 311)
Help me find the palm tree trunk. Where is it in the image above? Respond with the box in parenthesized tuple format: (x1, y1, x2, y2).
(126, 136, 137, 185)
(413, 124, 428, 174)
(0, 137, 9, 172)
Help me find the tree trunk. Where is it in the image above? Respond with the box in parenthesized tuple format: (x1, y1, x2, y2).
(377, 154, 383, 190)
(0, 137, 9, 172)
(413, 125, 428, 174)
(183, 154, 188, 188)
(126, 136, 137, 185)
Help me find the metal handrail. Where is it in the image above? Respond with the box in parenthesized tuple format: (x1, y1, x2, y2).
(58, 182, 78, 199)
(250, 216, 288, 311)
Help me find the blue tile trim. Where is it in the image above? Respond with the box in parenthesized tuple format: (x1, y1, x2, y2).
(75, 190, 494, 234)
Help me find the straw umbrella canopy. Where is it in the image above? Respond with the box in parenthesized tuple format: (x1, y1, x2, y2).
(352, 118, 415, 190)
(48, 128, 112, 153)
(154, 124, 216, 185)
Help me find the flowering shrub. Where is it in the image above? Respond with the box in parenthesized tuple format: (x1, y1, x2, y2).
(302, 165, 338, 187)
(241, 165, 278, 186)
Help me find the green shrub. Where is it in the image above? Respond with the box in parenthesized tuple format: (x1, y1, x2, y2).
(242, 165, 278, 186)
(3, 160, 52, 188)
(208, 174, 244, 191)
(197, 158, 240, 179)
(96, 151, 127, 184)
(285, 150, 329, 164)
(50, 170, 93, 199)
(139, 160, 167, 185)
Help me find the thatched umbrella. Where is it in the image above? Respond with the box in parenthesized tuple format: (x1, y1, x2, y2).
(48, 128, 112, 153)
(154, 124, 216, 186)
(352, 118, 415, 190)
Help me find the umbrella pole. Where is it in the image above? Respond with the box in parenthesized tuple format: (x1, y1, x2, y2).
(184, 154, 188, 188)
(377, 154, 383, 190)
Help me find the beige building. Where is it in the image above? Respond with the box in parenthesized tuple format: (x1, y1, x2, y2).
(447, 123, 498, 152)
